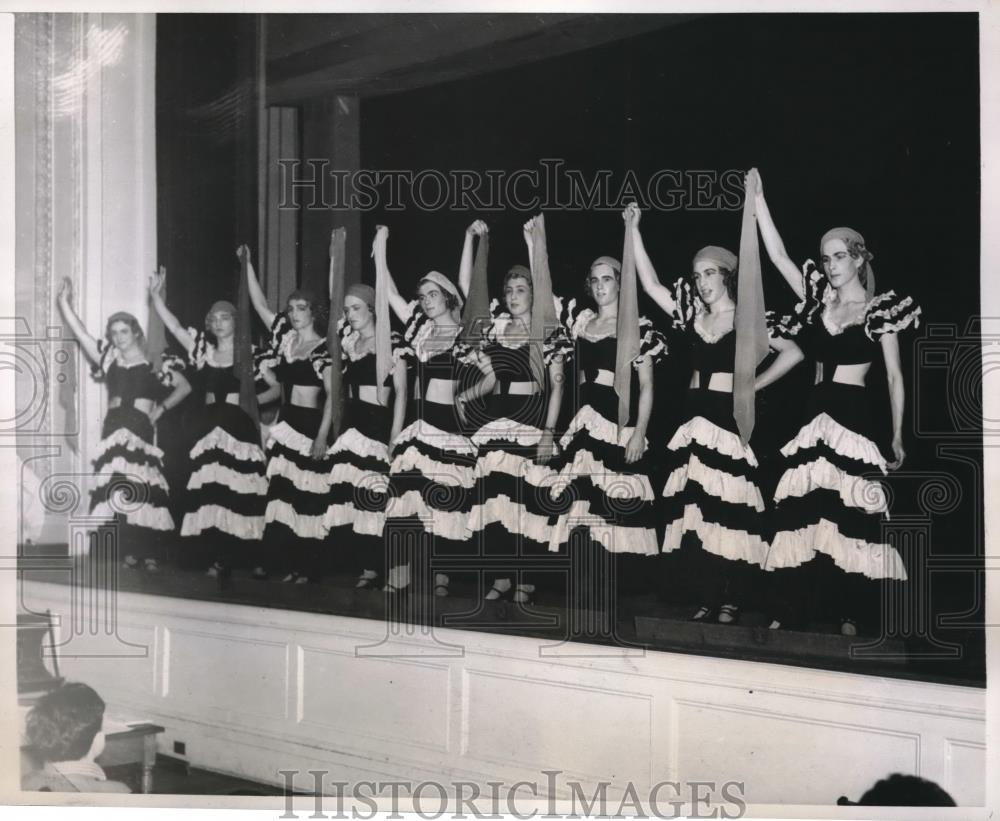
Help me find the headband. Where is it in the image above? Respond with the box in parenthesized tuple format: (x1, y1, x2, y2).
(693, 245, 738, 272)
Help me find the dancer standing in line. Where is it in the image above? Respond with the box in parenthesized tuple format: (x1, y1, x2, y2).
(324, 230, 409, 591)
(57, 278, 190, 571)
(148, 268, 279, 578)
(377, 225, 479, 597)
(752, 169, 920, 635)
(627, 184, 804, 624)
(461, 216, 571, 604)
(548, 210, 667, 596)
(245, 246, 335, 583)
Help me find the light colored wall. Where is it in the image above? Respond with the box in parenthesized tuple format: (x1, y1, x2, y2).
(14, 13, 157, 543)
(23, 580, 986, 809)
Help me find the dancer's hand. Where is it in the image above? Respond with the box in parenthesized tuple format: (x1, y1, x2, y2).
(888, 435, 906, 470)
(624, 430, 645, 464)
(466, 219, 488, 237)
(58, 277, 73, 304)
(371, 225, 389, 257)
(746, 168, 763, 198)
(622, 201, 641, 227)
(455, 396, 468, 427)
(536, 430, 555, 464)
(148, 267, 165, 298)
(235, 244, 251, 265)
(149, 403, 164, 424)
(310, 436, 327, 460)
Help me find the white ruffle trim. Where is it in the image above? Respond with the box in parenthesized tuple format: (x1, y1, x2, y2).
(476, 450, 556, 488)
(187, 463, 269, 496)
(92, 458, 169, 492)
(94, 427, 164, 460)
(468, 495, 552, 542)
(548, 501, 659, 555)
(329, 463, 390, 493)
(661, 505, 769, 567)
(266, 454, 332, 494)
(324, 503, 385, 537)
(386, 490, 471, 540)
(774, 456, 888, 513)
(551, 450, 655, 501)
(190, 426, 265, 463)
(181, 505, 265, 540)
(90, 502, 174, 531)
(264, 499, 328, 540)
(326, 427, 390, 462)
(666, 416, 759, 466)
(471, 418, 543, 448)
(662, 455, 765, 511)
(266, 421, 322, 457)
(390, 446, 476, 488)
(559, 405, 646, 452)
(780, 413, 887, 470)
(766, 519, 908, 580)
(394, 420, 477, 456)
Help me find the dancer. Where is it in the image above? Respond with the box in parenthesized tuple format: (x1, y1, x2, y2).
(56, 278, 190, 571)
(148, 268, 279, 578)
(627, 186, 803, 624)
(462, 216, 570, 604)
(245, 246, 335, 583)
(324, 232, 408, 591)
(378, 225, 479, 597)
(549, 210, 667, 595)
(752, 169, 920, 634)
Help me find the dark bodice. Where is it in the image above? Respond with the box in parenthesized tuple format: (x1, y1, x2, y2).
(576, 336, 618, 381)
(272, 356, 325, 391)
(105, 361, 167, 406)
(483, 342, 533, 394)
(805, 319, 877, 376)
(689, 326, 737, 386)
(198, 363, 241, 401)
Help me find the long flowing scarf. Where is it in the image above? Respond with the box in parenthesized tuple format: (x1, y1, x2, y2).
(461, 231, 490, 344)
(327, 227, 346, 438)
(235, 253, 260, 428)
(373, 259, 392, 403)
(529, 215, 558, 390)
(733, 168, 769, 445)
(615, 210, 641, 430)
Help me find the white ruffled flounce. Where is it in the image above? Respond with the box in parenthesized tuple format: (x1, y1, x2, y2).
(393, 420, 477, 456)
(266, 454, 332, 494)
(472, 418, 544, 448)
(181, 505, 265, 540)
(326, 427, 390, 462)
(329, 463, 390, 493)
(559, 405, 646, 452)
(389, 446, 476, 489)
(385, 490, 471, 541)
(774, 456, 888, 514)
(666, 415, 759, 466)
(468, 496, 551, 542)
(264, 499, 328, 540)
(266, 421, 321, 457)
(662, 455, 765, 511)
(549, 501, 659, 554)
(324, 503, 385, 537)
(190, 426, 265, 463)
(780, 413, 887, 470)
(92, 457, 170, 492)
(475, 450, 556, 488)
(187, 463, 268, 496)
(661, 505, 769, 567)
(766, 519, 907, 580)
(94, 427, 165, 461)
(550, 450, 655, 501)
(90, 501, 174, 532)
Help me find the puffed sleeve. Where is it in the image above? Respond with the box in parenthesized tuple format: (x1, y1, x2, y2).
(632, 316, 668, 367)
(186, 327, 209, 369)
(668, 277, 700, 331)
(864, 291, 922, 339)
(157, 353, 187, 387)
(543, 324, 573, 365)
(309, 346, 333, 380)
(767, 260, 827, 338)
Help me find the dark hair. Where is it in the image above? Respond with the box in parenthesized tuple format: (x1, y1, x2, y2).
(692, 265, 738, 301)
(104, 312, 146, 351)
(839, 774, 956, 807)
(26, 683, 106, 762)
(286, 289, 329, 334)
(417, 279, 461, 312)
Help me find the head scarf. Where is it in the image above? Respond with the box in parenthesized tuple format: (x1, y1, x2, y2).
(693, 245, 738, 273)
(614, 219, 640, 430)
(732, 168, 768, 446)
(528, 216, 557, 390)
(205, 300, 237, 328)
(461, 233, 490, 344)
(345, 283, 375, 311)
(820, 226, 876, 300)
(590, 255, 622, 275)
(507, 263, 531, 281)
(234, 256, 259, 428)
(420, 270, 464, 312)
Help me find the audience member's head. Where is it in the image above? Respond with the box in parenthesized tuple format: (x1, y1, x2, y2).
(25, 682, 107, 764)
(837, 773, 956, 807)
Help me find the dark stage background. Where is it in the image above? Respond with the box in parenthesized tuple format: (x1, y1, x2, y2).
(156, 13, 984, 682)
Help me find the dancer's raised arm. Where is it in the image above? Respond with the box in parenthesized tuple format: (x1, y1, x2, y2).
(458, 220, 487, 299)
(625, 203, 678, 317)
(56, 278, 101, 364)
(749, 170, 805, 300)
(373, 225, 411, 322)
(240, 245, 276, 328)
(148, 267, 196, 353)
